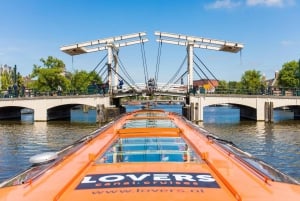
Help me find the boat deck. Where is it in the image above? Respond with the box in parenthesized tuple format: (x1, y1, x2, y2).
(0, 109, 299, 201)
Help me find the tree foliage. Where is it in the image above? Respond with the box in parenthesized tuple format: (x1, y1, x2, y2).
(1, 71, 12, 90)
(39, 56, 65, 69)
(30, 56, 104, 94)
(71, 70, 102, 92)
(228, 81, 242, 93)
(0, 67, 23, 90)
(215, 80, 228, 93)
(278, 60, 299, 88)
(31, 56, 70, 92)
(240, 70, 265, 94)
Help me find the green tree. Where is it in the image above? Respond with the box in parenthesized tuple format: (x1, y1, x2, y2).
(298, 59, 300, 87)
(39, 56, 65, 69)
(240, 70, 264, 94)
(0, 66, 23, 91)
(31, 56, 70, 92)
(1, 71, 12, 90)
(16, 72, 24, 87)
(278, 60, 299, 88)
(228, 81, 241, 94)
(215, 80, 228, 93)
(71, 70, 102, 93)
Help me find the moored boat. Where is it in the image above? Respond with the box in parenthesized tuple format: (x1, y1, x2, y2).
(0, 109, 299, 200)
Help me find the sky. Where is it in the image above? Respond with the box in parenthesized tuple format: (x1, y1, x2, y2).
(0, 0, 299, 83)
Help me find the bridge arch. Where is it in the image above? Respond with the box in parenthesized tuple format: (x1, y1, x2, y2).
(0, 96, 110, 121)
(272, 102, 300, 109)
(47, 104, 82, 120)
(0, 106, 30, 120)
(272, 104, 300, 120)
(189, 95, 267, 122)
(269, 98, 300, 120)
(201, 98, 257, 109)
(204, 102, 257, 121)
(190, 95, 258, 121)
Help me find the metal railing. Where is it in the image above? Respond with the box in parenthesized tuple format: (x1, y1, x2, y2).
(190, 87, 300, 97)
(2, 86, 300, 99)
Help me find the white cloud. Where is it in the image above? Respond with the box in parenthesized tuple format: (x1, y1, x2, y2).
(280, 40, 298, 46)
(246, 0, 295, 7)
(205, 0, 242, 9)
(205, 0, 295, 9)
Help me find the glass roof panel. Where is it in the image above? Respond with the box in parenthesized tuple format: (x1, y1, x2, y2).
(96, 137, 201, 164)
(123, 119, 177, 128)
(133, 112, 168, 118)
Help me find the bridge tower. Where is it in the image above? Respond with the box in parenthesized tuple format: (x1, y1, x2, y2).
(60, 32, 148, 94)
(155, 31, 244, 92)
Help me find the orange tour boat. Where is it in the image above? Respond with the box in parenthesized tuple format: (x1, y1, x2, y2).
(0, 109, 299, 200)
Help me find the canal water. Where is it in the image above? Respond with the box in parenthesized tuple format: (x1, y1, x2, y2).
(0, 104, 299, 183)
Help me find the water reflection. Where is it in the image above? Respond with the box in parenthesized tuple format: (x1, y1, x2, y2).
(204, 106, 295, 123)
(0, 120, 99, 182)
(21, 109, 98, 123)
(204, 106, 240, 123)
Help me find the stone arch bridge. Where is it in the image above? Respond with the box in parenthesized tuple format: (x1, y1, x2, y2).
(0, 94, 300, 122)
(0, 95, 110, 121)
(188, 94, 300, 122)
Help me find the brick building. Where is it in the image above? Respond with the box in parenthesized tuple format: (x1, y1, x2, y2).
(193, 79, 219, 93)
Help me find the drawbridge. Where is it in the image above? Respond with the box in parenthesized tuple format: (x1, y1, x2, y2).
(60, 31, 243, 98)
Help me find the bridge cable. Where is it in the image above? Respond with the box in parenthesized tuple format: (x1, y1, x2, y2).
(154, 39, 162, 88)
(161, 54, 187, 90)
(72, 56, 74, 72)
(110, 66, 139, 93)
(97, 63, 107, 77)
(98, 63, 108, 82)
(139, 36, 149, 89)
(116, 55, 141, 89)
(240, 49, 243, 66)
(193, 60, 216, 87)
(102, 75, 108, 83)
(193, 67, 204, 80)
(174, 71, 188, 84)
(80, 53, 108, 85)
(91, 53, 108, 75)
(194, 53, 219, 82)
(162, 57, 187, 88)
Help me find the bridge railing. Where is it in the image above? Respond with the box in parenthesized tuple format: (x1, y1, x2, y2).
(2, 86, 300, 99)
(0, 87, 139, 99)
(0, 88, 110, 98)
(190, 87, 300, 97)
